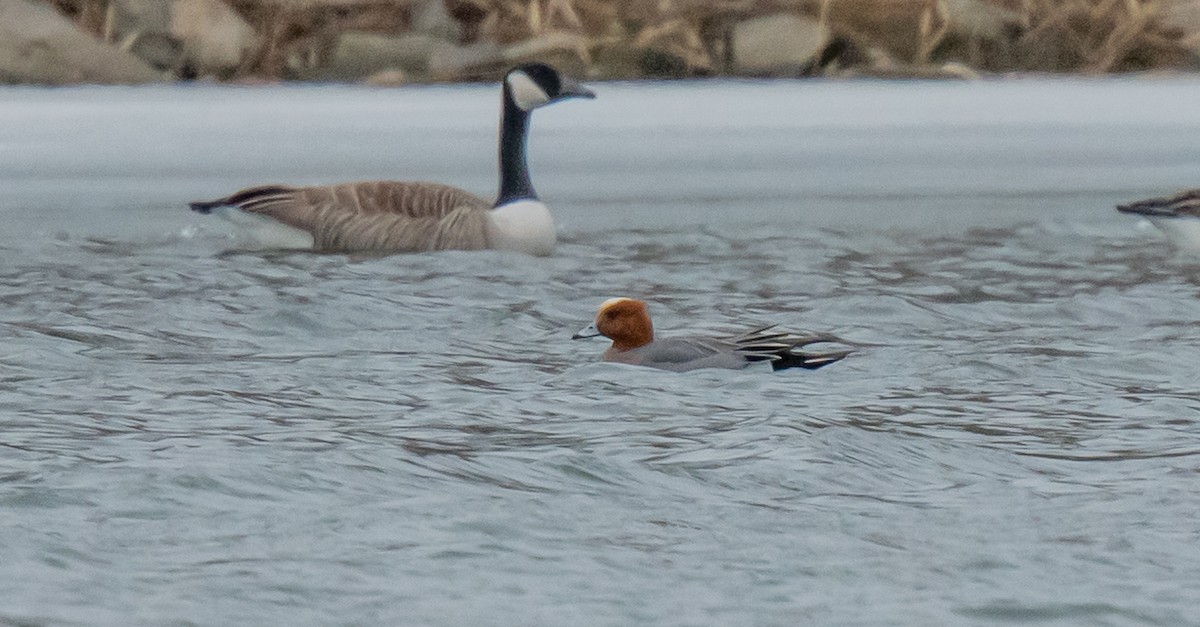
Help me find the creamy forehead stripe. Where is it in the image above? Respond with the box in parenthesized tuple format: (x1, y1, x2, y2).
(506, 71, 551, 111)
(600, 297, 636, 309)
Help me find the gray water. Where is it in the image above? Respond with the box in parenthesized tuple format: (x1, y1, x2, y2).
(2, 78, 1200, 626)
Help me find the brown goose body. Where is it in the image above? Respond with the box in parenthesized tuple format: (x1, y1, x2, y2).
(191, 181, 493, 253)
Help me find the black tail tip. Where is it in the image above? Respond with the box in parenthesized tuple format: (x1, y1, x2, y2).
(189, 200, 218, 214)
(772, 350, 852, 372)
(1116, 202, 1166, 217)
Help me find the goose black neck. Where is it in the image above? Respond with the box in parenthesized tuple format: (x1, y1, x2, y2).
(495, 89, 536, 207)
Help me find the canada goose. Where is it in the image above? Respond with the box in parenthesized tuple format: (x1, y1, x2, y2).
(189, 63, 594, 255)
(572, 298, 853, 372)
(1117, 189, 1200, 252)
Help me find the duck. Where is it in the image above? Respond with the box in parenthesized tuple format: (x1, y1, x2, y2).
(572, 297, 852, 372)
(1116, 189, 1200, 252)
(188, 63, 594, 255)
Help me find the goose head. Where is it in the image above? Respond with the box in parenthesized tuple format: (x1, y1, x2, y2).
(504, 63, 595, 112)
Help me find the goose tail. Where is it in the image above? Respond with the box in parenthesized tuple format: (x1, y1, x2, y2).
(189, 185, 297, 215)
(189, 199, 224, 214)
(1117, 190, 1200, 218)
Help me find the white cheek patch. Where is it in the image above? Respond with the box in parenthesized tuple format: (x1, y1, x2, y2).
(506, 71, 551, 111)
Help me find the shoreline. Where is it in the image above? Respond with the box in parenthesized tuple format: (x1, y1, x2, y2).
(3, 0, 1200, 86)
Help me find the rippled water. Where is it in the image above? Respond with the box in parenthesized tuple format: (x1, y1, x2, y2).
(2, 78, 1200, 625)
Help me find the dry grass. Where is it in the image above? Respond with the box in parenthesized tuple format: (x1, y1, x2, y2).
(1004, 0, 1193, 72)
(432, 0, 1199, 75)
(223, 0, 414, 76)
(50, 0, 119, 40)
(45, 0, 1200, 79)
(789, 0, 1194, 73)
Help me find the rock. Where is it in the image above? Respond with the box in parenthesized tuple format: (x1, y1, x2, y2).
(69, 0, 181, 72)
(630, 18, 715, 76)
(426, 30, 593, 82)
(821, 0, 941, 63)
(443, 0, 489, 43)
(427, 40, 504, 80)
(1164, 0, 1200, 64)
(944, 0, 1021, 40)
(938, 61, 980, 79)
(0, 0, 161, 84)
(295, 32, 442, 82)
(636, 48, 692, 78)
(501, 31, 591, 75)
(363, 69, 407, 86)
(111, 0, 173, 36)
(732, 12, 829, 75)
(590, 45, 644, 80)
(412, 0, 460, 41)
(170, 0, 256, 77)
(121, 31, 184, 72)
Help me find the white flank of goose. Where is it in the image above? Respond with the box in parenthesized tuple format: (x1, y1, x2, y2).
(189, 63, 594, 255)
(1117, 189, 1200, 252)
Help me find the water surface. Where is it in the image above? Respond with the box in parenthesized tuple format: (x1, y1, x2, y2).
(1, 78, 1199, 625)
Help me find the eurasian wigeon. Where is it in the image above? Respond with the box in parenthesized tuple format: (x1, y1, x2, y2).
(1117, 189, 1200, 252)
(572, 297, 852, 372)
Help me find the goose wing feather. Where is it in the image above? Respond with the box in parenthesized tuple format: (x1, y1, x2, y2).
(1117, 189, 1200, 218)
(197, 181, 493, 253)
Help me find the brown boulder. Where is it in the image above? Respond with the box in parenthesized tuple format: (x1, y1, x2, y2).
(0, 0, 161, 84)
(732, 12, 830, 75)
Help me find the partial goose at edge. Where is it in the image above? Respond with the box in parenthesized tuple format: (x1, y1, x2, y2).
(1117, 189, 1200, 252)
(189, 63, 594, 256)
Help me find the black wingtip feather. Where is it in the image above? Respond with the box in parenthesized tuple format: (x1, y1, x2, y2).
(770, 350, 852, 372)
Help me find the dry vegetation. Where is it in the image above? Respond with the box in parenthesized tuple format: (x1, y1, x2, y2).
(44, 0, 1200, 81)
(996, 0, 1199, 72)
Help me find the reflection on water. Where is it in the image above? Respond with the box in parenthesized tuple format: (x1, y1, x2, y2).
(1, 79, 1199, 625)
